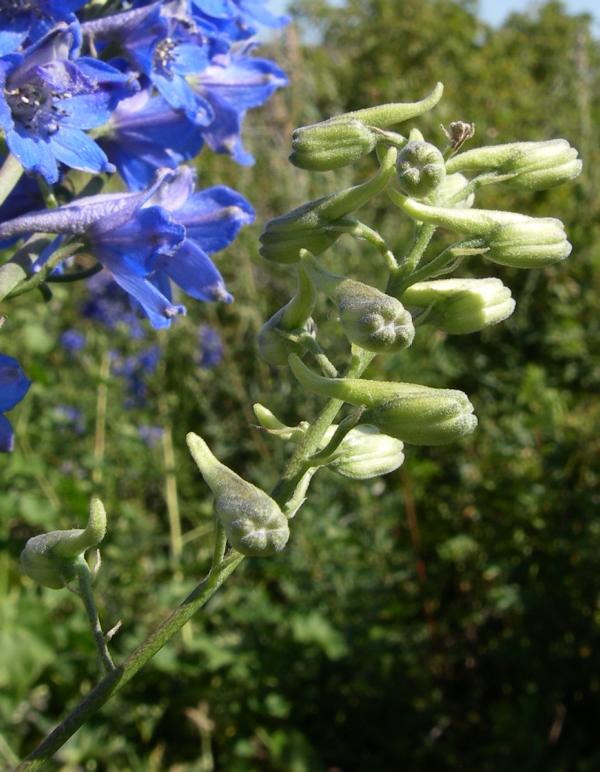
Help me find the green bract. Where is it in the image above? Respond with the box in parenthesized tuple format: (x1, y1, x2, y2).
(257, 264, 317, 366)
(259, 147, 397, 263)
(186, 433, 289, 556)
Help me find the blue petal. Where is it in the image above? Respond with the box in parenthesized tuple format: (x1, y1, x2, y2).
(93, 206, 185, 275)
(156, 239, 232, 303)
(108, 267, 186, 329)
(0, 415, 15, 452)
(0, 354, 31, 413)
(191, 0, 231, 18)
(199, 54, 288, 111)
(0, 19, 29, 56)
(174, 185, 255, 252)
(49, 128, 115, 175)
(152, 72, 201, 119)
(6, 127, 58, 182)
(199, 91, 254, 165)
(237, 0, 290, 27)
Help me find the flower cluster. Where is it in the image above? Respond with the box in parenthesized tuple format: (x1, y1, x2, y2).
(0, 0, 288, 449)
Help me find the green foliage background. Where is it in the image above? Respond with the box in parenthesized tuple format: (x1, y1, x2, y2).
(1, 1, 599, 769)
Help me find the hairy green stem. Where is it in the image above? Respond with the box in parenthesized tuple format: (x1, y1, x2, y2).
(76, 562, 115, 675)
(5, 242, 84, 300)
(0, 155, 23, 209)
(0, 237, 52, 303)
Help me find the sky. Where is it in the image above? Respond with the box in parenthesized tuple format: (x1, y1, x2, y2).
(270, 0, 599, 27)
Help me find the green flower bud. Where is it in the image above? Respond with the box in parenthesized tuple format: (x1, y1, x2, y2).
(259, 147, 397, 264)
(403, 278, 515, 334)
(289, 355, 477, 446)
(392, 195, 572, 267)
(290, 119, 379, 171)
(485, 219, 572, 268)
(254, 404, 404, 479)
(446, 139, 582, 190)
(287, 83, 444, 172)
(301, 252, 414, 353)
(20, 497, 107, 589)
(323, 424, 405, 479)
(186, 433, 289, 556)
(396, 140, 446, 198)
(257, 265, 317, 366)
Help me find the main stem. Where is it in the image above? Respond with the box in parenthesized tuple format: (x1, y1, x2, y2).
(16, 551, 245, 771)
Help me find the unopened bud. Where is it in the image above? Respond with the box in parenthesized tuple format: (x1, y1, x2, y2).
(289, 355, 477, 445)
(186, 433, 289, 556)
(403, 278, 515, 334)
(396, 140, 446, 198)
(254, 405, 404, 479)
(325, 424, 405, 479)
(302, 252, 414, 353)
(485, 218, 572, 268)
(290, 119, 379, 171)
(20, 497, 107, 589)
(446, 139, 582, 191)
(259, 147, 397, 263)
(392, 195, 572, 267)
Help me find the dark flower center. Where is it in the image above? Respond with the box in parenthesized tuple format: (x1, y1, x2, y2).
(4, 80, 65, 135)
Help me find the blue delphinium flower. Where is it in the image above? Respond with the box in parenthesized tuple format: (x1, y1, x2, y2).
(112, 344, 160, 406)
(138, 424, 164, 447)
(82, 1, 217, 121)
(198, 325, 223, 368)
(191, 0, 289, 41)
(0, 167, 254, 329)
(0, 354, 31, 451)
(54, 404, 85, 434)
(0, 23, 138, 183)
(188, 46, 288, 164)
(60, 329, 86, 353)
(99, 89, 205, 191)
(0, 0, 87, 55)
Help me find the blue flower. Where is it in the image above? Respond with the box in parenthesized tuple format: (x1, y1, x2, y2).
(0, 0, 87, 55)
(0, 167, 254, 329)
(82, 2, 217, 121)
(191, 0, 289, 40)
(54, 404, 85, 434)
(60, 329, 86, 353)
(138, 424, 164, 447)
(112, 344, 161, 406)
(99, 89, 205, 190)
(188, 46, 288, 164)
(198, 325, 223, 368)
(0, 353, 31, 451)
(0, 23, 138, 183)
